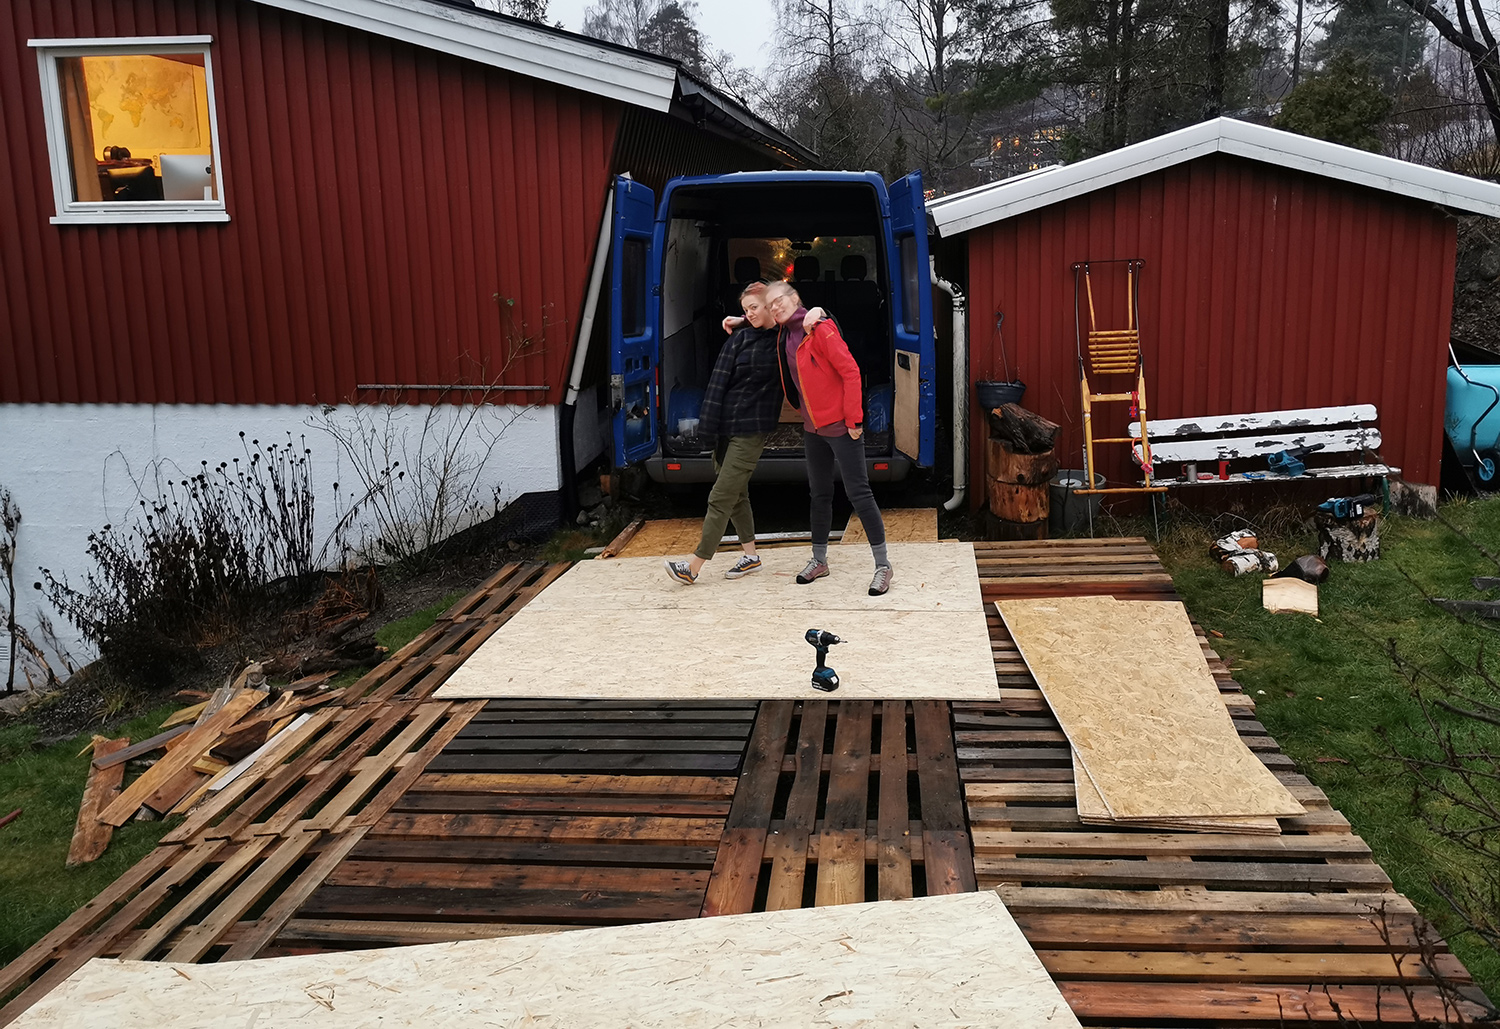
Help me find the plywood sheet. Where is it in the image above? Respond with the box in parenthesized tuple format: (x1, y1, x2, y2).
(437, 543, 999, 700)
(997, 596, 1303, 820)
(13, 892, 1081, 1029)
(613, 518, 719, 559)
(840, 507, 939, 546)
(894, 348, 920, 460)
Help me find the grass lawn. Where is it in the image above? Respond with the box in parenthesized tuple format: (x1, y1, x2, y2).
(0, 589, 467, 974)
(1155, 495, 1500, 1001)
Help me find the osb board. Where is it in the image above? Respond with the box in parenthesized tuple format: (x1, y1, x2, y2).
(839, 507, 939, 546)
(14, 892, 1081, 1029)
(1072, 751, 1281, 835)
(1263, 577, 1319, 615)
(613, 518, 727, 559)
(997, 596, 1304, 820)
(436, 543, 999, 700)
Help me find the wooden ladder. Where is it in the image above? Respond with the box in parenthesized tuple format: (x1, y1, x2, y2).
(1074, 259, 1167, 497)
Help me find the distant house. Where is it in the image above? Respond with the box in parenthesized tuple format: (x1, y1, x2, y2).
(970, 91, 1074, 181)
(0, 0, 811, 657)
(930, 118, 1500, 502)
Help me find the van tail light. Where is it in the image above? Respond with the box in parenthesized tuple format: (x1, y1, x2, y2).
(666, 463, 682, 471)
(874, 462, 889, 471)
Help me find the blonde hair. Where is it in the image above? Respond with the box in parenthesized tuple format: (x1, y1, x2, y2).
(765, 280, 798, 303)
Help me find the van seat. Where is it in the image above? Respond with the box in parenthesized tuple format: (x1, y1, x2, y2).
(836, 255, 885, 380)
(793, 255, 828, 311)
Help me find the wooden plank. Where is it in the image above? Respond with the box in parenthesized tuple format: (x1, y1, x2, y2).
(410, 773, 737, 796)
(351, 838, 720, 868)
(164, 831, 323, 962)
(162, 708, 339, 844)
(116, 836, 278, 961)
(66, 737, 127, 866)
(815, 702, 871, 907)
(701, 701, 792, 917)
(764, 700, 826, 911)
(1138, 427, 1380, 465)
(300, 703, 450, 831)
(1013, 910, 1447, 951)
(877, 700, 912, 901)
(913, 700, 976, 895)
(99, 692, 265, 826)
(596, 516, 645, 559)
(299, 885, 708, 923)
(375, 812, 729, 844)
(971, 831, 1373, 859)
(138, 764, 208, 816)
(222, 828, 375, 966)
(275, 919, 581, 946)
(1055, 981, 1489, 1024)
(974, 858, 1392, 890)
(996, 885, 1419, 916)
(1131, 405, 1378, 438)
(90, 725, 190, 769)
(347, 700, 484, 829)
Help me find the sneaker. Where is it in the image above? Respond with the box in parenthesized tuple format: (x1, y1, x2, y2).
(796, 559, 829, 584)
(664, 559, 698, 585)
(725, 554, 762, 579)
(868, 565, 894, 596)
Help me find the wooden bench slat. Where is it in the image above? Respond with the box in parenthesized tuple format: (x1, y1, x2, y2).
(1130, 404, 1379, 438)
(1136, 428, 1380, 465)
(1148, 462, 1396, 487)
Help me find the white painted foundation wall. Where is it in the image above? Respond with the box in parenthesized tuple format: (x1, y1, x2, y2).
(0, 402, 561, 666)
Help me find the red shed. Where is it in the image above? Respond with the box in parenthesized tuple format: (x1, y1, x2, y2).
(927, 119, 1500, 502)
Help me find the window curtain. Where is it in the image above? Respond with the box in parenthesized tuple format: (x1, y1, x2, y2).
(58, 58, 101, 202)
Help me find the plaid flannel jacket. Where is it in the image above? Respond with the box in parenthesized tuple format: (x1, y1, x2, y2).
(698, 325, 784, 437)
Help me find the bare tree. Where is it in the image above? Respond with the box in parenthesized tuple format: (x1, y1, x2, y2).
(1398, 0, 1500, 154)
(771, 0, 894, 168)
(881, 0, 984, 191)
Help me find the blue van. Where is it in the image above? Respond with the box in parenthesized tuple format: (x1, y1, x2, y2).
(607, 170, 938, 483)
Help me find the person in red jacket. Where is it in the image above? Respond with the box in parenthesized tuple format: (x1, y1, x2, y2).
(765, 280, 893, 596)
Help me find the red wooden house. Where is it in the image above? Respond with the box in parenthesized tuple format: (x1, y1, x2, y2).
(0, 0, 809, 655)
(928, 119, 1500, 504)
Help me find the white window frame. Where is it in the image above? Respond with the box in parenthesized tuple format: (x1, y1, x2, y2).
(30, 35, 229, 225)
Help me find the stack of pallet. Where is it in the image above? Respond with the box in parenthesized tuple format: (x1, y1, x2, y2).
(68, 665, 339, 866)
(997, 595, 1304, 833)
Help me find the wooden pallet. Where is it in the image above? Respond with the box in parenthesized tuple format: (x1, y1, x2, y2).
(701, 699, 976, 915)
(275, 700, 758, 948)
(974, 536, 1176, 600)
(0, 563, 561, 1026)
(967, 540, 1493, 1024)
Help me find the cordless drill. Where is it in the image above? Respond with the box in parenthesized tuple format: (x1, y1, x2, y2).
(805, 629, 845, 692)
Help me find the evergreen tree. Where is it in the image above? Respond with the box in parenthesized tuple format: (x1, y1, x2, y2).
(1275, 51, 1393, 150)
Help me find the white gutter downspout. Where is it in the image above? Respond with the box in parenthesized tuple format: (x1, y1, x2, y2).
(934, 257, 968, 512)
(566, 189, 615, 409)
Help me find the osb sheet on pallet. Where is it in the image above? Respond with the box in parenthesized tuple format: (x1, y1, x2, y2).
(997, 596, 1304, 821)
(840, 507, 938, 545)
(1072, 751, 1281, 834)
(14, 892, 1081, 1029)
(436, 543, 999, 700)
(612, 518, 722, 558)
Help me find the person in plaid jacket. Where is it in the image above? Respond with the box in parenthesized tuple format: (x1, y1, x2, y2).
(664, 282, 783, 584)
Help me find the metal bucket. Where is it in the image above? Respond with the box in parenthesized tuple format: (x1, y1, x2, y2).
(1049, 470, 1105, 535)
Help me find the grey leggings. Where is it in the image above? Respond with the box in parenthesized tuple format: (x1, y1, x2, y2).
(805, 431, 885, 551)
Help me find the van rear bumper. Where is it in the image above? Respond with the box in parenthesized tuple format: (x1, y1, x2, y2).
(645, 453, 912, 484)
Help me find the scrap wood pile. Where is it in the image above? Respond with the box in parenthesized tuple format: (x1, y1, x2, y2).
(67, 663, 341, 867)
(997, 595, 1305, 834)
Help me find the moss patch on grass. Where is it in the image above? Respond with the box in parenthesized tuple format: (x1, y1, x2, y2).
(0, 705, 179, 967)
(1157, 496, 1500, 1000)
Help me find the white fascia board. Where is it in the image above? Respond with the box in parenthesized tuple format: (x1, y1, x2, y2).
(252, 0, 677, 111)
(929, 121, 1223, 235)
(931, 117, 1500, 235)
(1219, 119, 1500, 218)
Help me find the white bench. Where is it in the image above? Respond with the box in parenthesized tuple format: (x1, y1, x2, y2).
(1129, 405, 1399, 488)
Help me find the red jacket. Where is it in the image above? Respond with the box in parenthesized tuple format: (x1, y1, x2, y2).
(779, 319, 863, 431)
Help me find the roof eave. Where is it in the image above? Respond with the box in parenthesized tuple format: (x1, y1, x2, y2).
(930, 117, 1500, 235)
(252, 0, 678, 110)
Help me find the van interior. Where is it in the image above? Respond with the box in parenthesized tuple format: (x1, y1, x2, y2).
(656, 180, 896, 464)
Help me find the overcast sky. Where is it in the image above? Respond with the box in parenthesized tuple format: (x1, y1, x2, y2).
(546, 0, 779, 68)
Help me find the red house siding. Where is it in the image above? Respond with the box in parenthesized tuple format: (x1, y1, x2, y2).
(1, 0, 622, 405)
(963, 152, 1458, 492)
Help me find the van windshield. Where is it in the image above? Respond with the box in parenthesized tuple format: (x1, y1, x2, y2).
(728, 236, 880, 289)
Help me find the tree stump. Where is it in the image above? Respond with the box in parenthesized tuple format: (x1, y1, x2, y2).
(986, 438, 1054, 539)
(1316, 509, 1380, 562)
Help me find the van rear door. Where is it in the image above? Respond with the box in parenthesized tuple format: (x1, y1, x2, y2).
(610, 175, 661, 466)
(887, 171, 936, 468)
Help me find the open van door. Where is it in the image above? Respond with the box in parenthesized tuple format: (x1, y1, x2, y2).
(610, 175, 660, 466)
(887, 171, 936, 468)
